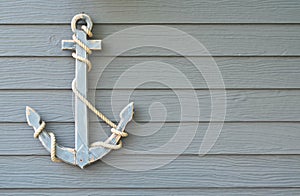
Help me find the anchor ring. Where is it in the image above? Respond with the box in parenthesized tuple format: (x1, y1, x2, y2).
(71, 13, 93, 33)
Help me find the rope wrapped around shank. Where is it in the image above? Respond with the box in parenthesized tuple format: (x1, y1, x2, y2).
(70, 14, 128, 149)
(72, 79, 128, 149)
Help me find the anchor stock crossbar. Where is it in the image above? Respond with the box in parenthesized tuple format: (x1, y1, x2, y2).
(26, 13, 134, 169)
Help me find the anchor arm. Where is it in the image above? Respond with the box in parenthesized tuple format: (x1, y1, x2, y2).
(26, 106, 76, 165)
(89, 102, 134, 164)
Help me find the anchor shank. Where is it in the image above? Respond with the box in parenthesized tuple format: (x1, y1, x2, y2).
(74, 30, 89, 165)
(62, 24, 101, 168)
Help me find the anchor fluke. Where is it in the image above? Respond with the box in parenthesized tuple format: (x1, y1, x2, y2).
(26, 106, 41, 128)
(25, 106, 76, 165)
(115, 102, 134, 134)
(119, 102, 134, 125)
(88, 102, 134, 165)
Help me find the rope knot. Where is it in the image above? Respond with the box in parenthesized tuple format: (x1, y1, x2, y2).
(111, 128, 128, 137)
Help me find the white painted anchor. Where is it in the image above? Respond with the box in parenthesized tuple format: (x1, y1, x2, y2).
(26, 14, 134, 168)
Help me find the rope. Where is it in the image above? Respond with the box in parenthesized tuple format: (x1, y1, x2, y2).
(34, 122, 60, 162)
(49, 132, 61, 162)
(34, 121, 45, 138)
(90, 128, 128, 150)
(71, 23, 127, 150)
(81, 25, 93, 37)
(71, 25, 93, 72)
(72, 53, 92, 72)
(72, 79, 128, 149)
(111, 127, 128, 137)
(91, 141, 123, 150)
(72, 79, 116, 128)
(72, 34, 92, 54)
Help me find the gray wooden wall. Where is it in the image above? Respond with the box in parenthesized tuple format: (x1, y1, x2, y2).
(1, 0, 300, 195)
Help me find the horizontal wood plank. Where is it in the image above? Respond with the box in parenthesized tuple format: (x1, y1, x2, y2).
(0, 90, 299, 122)
(1, 0, 300, 24)
(1, 188, 300, 195)
(1, 57, 300, 89)
(1, 25, 300, 56)
(2, 0, 300, 192)
(0, 155, 299, 188)
(1, 122, 299, 155)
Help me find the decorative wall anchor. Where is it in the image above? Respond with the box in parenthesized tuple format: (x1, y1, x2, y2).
(25, 14, 134, 169)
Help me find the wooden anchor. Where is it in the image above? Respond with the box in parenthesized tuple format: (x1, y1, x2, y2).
(25, 14, 134, 168)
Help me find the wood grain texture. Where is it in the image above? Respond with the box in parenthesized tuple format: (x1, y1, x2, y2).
(1, 57, 300, 89)
(1, 0, 300, 192)
(1, 188, 300, 196)
(1, 25, 300, 56)
(0, 90, 299, 122)
(1, 122, 299, 155)
(0, 155, 300, 188)
(1, 0, 300, 24)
